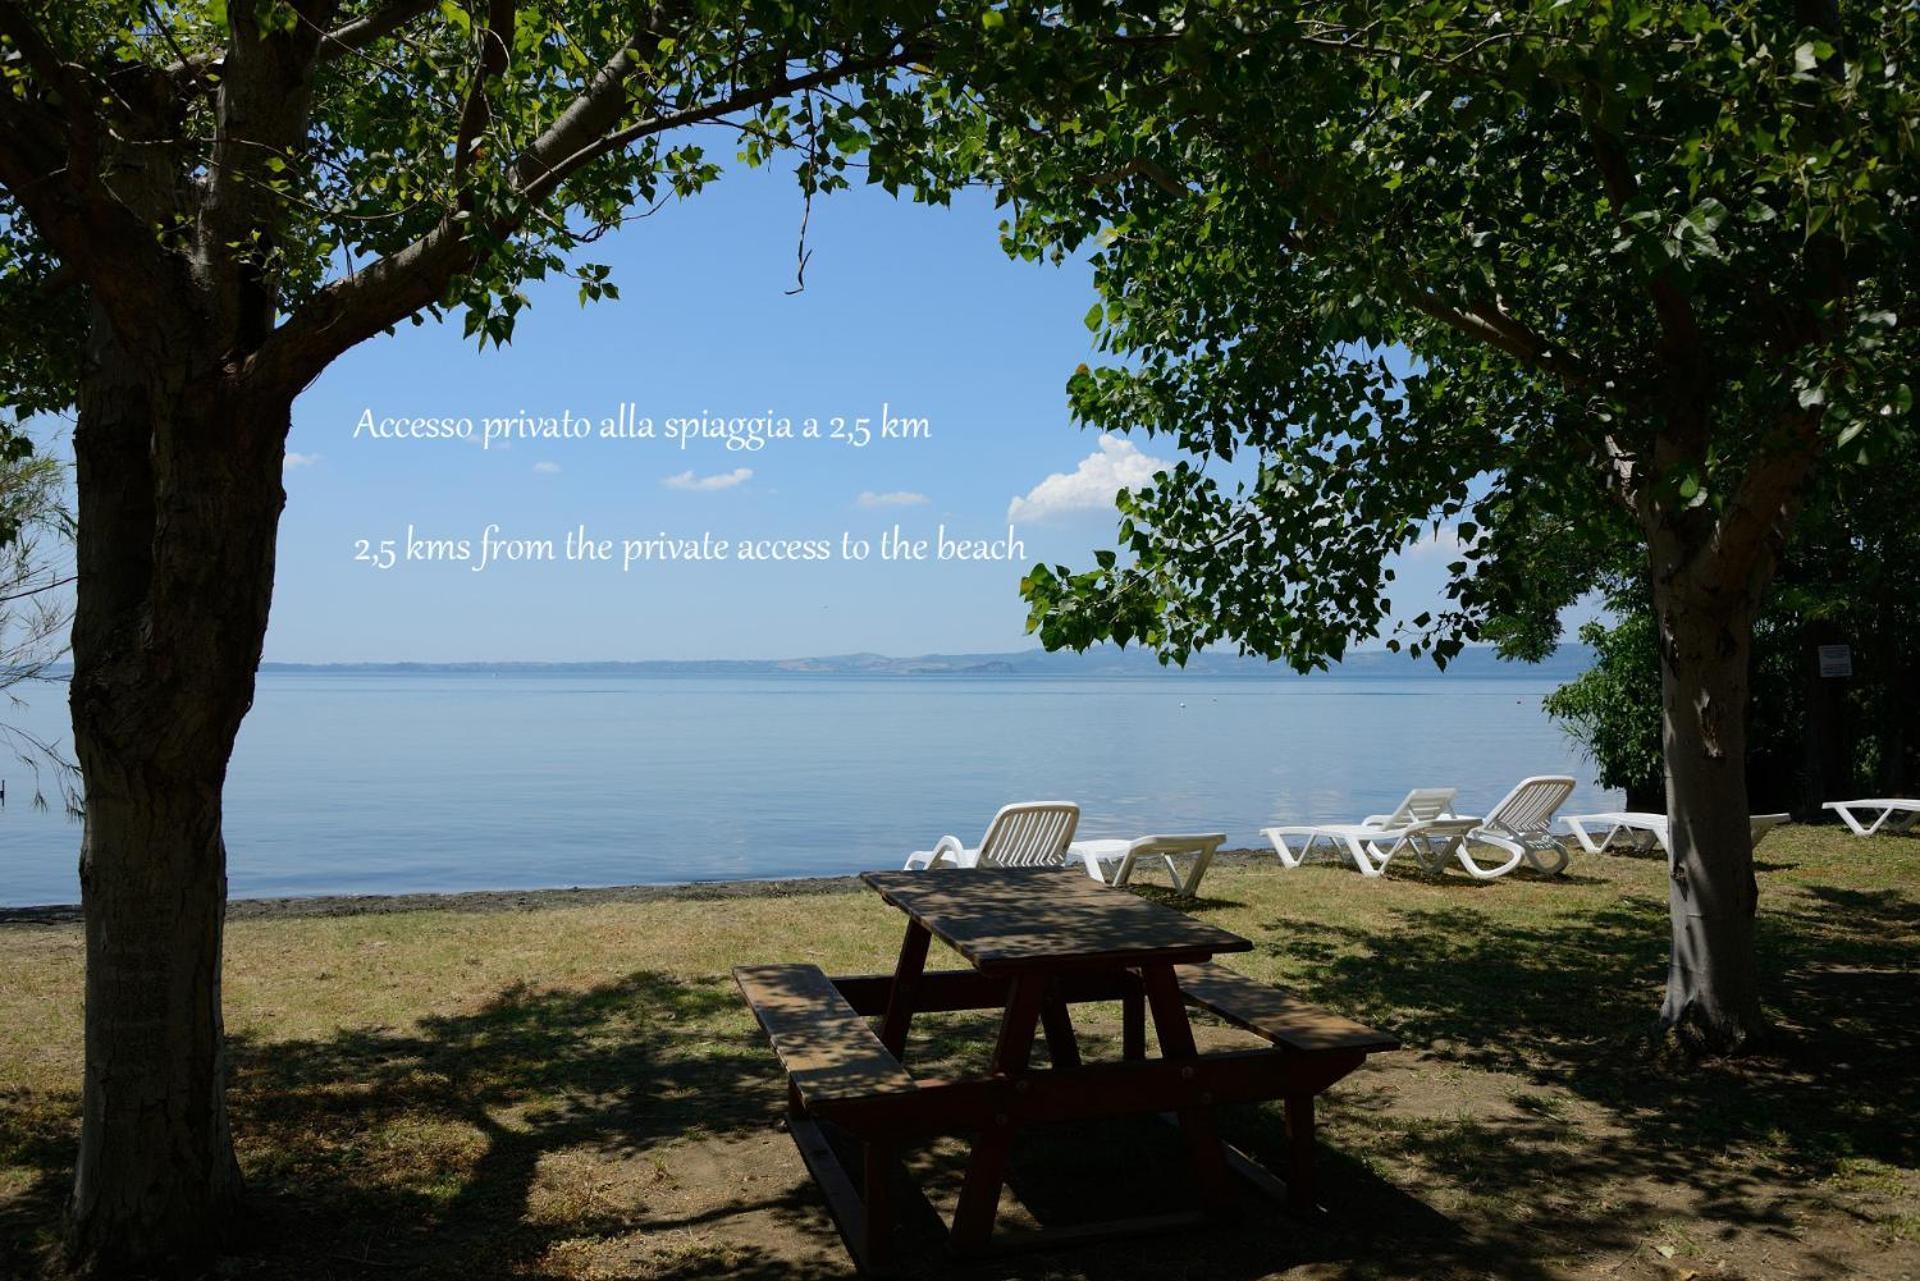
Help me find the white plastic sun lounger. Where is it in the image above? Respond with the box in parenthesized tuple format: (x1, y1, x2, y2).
(902, 800, 1080, 870)
(1358, 787, 1462, 829)
(1459, 775, 1577, 877)
(1263, 788, 1471, 878)
(1823, 798, 1920, 837)
(1265, 817, 1482, 879)
(1563, 811, 1791, 857)
(1069, 832, 1228, 896)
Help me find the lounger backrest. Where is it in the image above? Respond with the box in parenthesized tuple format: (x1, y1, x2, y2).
(977, 801, 1081, 867)
(1388, 787, 1458, 825)
(1484, 775, 1575, 835)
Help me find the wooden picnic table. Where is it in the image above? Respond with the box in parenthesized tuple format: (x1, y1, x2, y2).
(735, 867, 1397, 1273)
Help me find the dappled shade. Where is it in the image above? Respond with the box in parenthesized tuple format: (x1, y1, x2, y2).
(2, 834, 1916, 1279)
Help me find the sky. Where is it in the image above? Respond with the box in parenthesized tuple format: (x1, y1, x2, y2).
(31, 161, 1514, 665)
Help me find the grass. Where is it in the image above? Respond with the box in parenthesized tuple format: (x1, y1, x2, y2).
(2, 826, 1917, 1280)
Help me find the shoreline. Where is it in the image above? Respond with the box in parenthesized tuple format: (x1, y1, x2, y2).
(0, 848, 1272, 927)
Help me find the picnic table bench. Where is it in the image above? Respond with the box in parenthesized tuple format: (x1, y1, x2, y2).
(734, 867, 1397, 1272)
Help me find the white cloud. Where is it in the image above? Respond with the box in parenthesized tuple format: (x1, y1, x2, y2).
(1007, 434, 1169, 522)
(856, 490, 930, 509)
(1405, 525, 1466, 557)
(663, 467, 753, 492)
(532, 461, 562, 475)
(284, 452, 320, 470)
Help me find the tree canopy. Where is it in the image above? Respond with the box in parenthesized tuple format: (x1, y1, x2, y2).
(894, 0, 1920, 1048)
(0, 0, 1019, 419)
(909, 1, 1920, 669)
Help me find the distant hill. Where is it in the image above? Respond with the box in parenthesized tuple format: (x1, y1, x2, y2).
(259, 643, 1594, 680)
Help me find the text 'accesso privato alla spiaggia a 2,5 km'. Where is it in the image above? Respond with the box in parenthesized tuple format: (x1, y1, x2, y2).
(352, 404, 932, 451)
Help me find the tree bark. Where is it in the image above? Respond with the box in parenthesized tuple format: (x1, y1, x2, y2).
(1651, 569, 1767, 1050)
(64, 315, 290, 1275)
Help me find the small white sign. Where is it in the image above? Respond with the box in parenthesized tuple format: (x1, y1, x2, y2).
(1818, 644, 1853, 678)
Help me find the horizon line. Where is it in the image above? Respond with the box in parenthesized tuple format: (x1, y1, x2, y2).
(237, 641, 1581, 670)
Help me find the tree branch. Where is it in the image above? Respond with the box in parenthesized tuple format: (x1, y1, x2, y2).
(1595, 433, 1642, 517)
(1242, 149, 1601, 391)
(1400, 287, 1600, 390)
(1710, 410, 1824, 589)
(1083, 156, 1187, 198)
(168, 0, 437, 87)
(250, 37, 915, 390)
(1584, 111, 1704, 367)
(197, 0, 340, 347)
(0, 14, 190, 347)
(318, 0, 437, 61)
(0, 2, 112, 189)
(0, 3, 97, 111)
(452, 0, 517, 207)
(518, 48, 909, 206)
(244, 18, 661, 389)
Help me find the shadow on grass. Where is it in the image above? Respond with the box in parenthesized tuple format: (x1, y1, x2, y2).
(6, 871, 1915, 1281)
(0, 968, 1535, 1281)
(222, 971, 848, 1279)
(0, 1094, 76, 1278)
(2, 972, 851, 1281)
(1248, 877, 1920, 1273)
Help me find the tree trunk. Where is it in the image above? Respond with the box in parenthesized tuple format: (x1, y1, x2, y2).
(1652, 574, 1767, 1051)
(64, 318, 290, 1275)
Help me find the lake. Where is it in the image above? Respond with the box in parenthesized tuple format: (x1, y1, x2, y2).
(0, 670, 1618, 906)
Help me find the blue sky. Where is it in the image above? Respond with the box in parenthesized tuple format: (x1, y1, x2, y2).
(256, 164, 1477, 662)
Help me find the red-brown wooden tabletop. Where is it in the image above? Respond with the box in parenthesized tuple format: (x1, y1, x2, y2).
(859, 867, 1251, 972)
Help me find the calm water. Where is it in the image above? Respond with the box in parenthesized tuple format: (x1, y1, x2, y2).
(0, 672, 1617, 906)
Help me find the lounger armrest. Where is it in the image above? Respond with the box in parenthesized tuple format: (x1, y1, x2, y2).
(1127, 833, 1228, 851)
(1362, 813, 1459, 827)
(1411, 816, 1481, 833)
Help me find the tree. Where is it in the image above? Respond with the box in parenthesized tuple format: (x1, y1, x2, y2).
(1549, 433, 1920, 812)
(943, 3, 1916, 1048)
(0, 2, 995, 1270)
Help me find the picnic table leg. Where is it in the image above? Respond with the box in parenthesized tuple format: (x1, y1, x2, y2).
(879, 921, 931, 1060)
(1284, 1094, 1318, 1209)
(1141, 963, 1236, 1217)
(949, 973, 1046, 1255)
(1039, 980, 1083, 1069)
